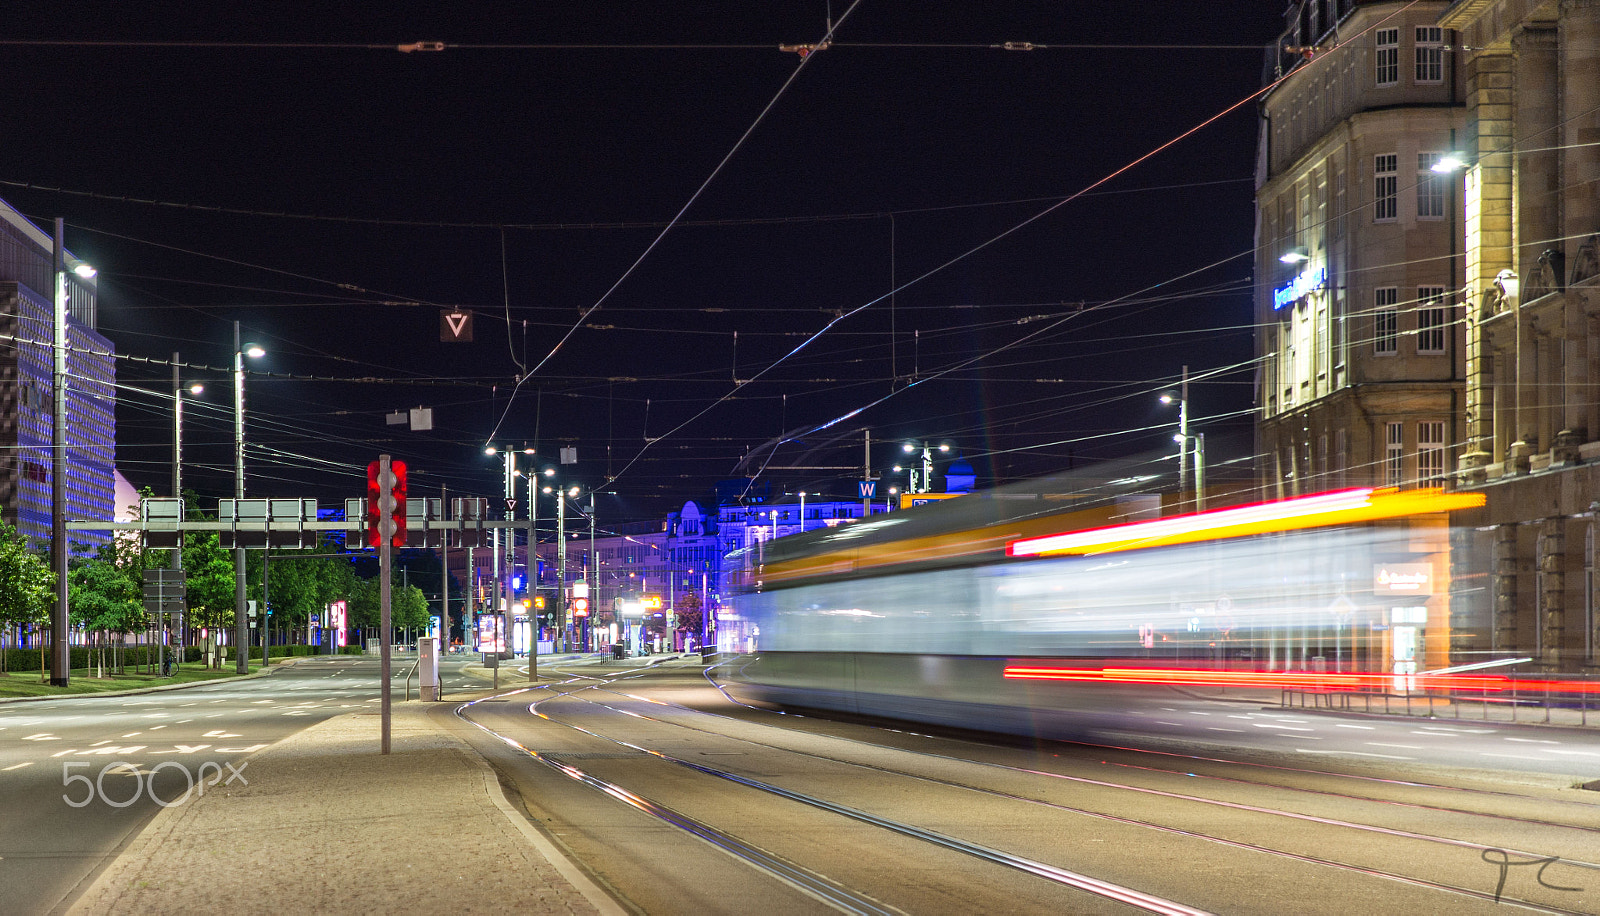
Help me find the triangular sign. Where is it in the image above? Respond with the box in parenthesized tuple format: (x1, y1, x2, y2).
(440, 309, 474, 342)
(504, 499, 518, 512)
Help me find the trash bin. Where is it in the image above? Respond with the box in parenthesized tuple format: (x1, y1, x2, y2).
(611, 643, 626, 660)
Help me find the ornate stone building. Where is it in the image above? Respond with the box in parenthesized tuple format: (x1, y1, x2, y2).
(1257, 1, 1466, 499)
(1442, 0, 1600, 669)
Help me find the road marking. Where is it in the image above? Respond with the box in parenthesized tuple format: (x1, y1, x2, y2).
(21, 734, 58, 741)
(150, 725, 166, 730)
(1334, 724, 1375, 729)
(1505, 737, 1559, 745)
(3, 762, 32, 770)
(1408, 731, 1454, 737)
(1479, 753, 1546, 760)
(1545, 749, 1600, 757)
(1366, 743, 1422, 749)
(1252, 723, 1313, 731)
(1206, 727, 1245, 733)
(203, 730, 242, 739)
(121, 733, 141, 738)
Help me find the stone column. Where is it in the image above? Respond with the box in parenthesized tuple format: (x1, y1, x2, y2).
(1493, 523, 1519, 653)
(1561, 2, 1600, 263)
(1537, 517, 1566, 669)
(1461, 49, 1517, 472)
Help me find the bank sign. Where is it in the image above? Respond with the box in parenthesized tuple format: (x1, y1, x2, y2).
(1273, 266, 1327, 310)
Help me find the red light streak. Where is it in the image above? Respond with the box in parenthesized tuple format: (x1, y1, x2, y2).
(1001, 666, 1600, 695)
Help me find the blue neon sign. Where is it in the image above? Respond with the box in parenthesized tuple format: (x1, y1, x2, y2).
(1273, 266, 1326, 310)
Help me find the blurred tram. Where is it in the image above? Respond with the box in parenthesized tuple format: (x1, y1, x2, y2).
(717, 473, 1485, 739)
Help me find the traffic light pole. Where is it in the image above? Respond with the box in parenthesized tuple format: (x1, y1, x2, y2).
(378, 454, 394, 755)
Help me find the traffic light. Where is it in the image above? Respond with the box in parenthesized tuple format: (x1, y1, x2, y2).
(366, 459, 408, 548)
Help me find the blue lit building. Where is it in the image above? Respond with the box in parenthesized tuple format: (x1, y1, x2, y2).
(0, 198, 117, 552)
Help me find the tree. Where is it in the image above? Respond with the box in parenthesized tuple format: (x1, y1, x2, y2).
(347, 572, 428, 639)
(675, 590, 703, 640)
(182, 531, 236, 667)
(0, 523, 53, 675)
(69, 553, 145, 675)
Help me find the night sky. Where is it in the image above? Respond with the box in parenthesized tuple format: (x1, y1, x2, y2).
(3, 3, 1286, 524)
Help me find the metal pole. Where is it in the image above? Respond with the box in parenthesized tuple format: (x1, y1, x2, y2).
(49, 219, 69, 686)
(588, 492, 596, 653)
(862, 429, 872, 519)
(528, 474, 538, 679)
(379, 455, 393, 754)
(501, 451, 515, 662)
(1178, 364, 1190, 511)
(1195, 432, 1207, 512)
(233, 321, 248, 674)
(261, 550, 270, 670)
(440, 484, 449, 681)
(557, 491, 567, 653)
(167, 352, 184, 677)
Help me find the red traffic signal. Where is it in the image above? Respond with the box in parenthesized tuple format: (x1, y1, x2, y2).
(365, 459, 408, 548)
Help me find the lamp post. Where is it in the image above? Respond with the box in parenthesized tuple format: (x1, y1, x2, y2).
(232, 323, 265, 674)
(547, 481, 581, 653)
(527, 465, 552, 679)
(485, 445, 533, 663)
(48, 222, 94, 686)
(900, 441, 950, 494)
(1160, 366, 1193, 511)
(168, 356, 203, 672)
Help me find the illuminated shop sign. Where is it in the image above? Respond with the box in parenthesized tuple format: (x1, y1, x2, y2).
(1375, 563, 1432, 595)
(1273, 266, 1326, 310)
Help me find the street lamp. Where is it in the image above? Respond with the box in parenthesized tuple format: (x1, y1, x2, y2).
(167, 355, 204, 672)
(901, 441, 951, 494)
(1159, 365, 1204, 511)
(233, 322, 265, 674)
(485, 444, 534, 663)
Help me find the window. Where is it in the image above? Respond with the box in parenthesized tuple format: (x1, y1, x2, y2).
(1385, 422, 1404, 486)
(1415, 27, 1444, 83)
(1418, 421, 1446, 485)
(1376, 28, 1399, 86)
(1417, 152, 1446, 218)
(1416, 286, 1447, 354)
(1334, 429, 1347, 488)
(1374, 154, 1398, 221)
(1374, 287, 1399, 354)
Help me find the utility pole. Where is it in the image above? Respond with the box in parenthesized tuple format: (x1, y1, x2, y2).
(440, 484, 449, 667)
(862, 429, 872, 519)
(378, 455, 394, 754)
(232, 320, 248, 674)
(167, 352, 184, 677)
(528, 472, 539, 680)
(588, 491, 596, 654)
(556, 491, 567, 653)
(1178, 365, 1190, 511)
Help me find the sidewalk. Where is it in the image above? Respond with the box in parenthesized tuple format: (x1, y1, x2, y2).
(69, 703, 624, 916)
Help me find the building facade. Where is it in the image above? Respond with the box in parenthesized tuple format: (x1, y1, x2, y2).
(1257, 0, 1467, 498)
(1440, 0, 1600, 670)
(0, 198, 116, 552)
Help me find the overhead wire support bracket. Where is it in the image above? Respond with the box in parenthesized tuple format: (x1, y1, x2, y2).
(397, 41, 446, 53)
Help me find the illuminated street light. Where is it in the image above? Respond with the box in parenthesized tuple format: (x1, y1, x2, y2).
(233, 323, 265, 674)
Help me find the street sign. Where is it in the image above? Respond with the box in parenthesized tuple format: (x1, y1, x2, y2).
(858, 480, 876, 498)
(440, 309, 474, 342)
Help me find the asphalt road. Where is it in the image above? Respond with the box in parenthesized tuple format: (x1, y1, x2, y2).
(0, 654, 484, 916)
(451, 659, 1600, 915)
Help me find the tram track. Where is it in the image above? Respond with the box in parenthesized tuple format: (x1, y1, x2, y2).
(456, 674, 1211, 915)
(536, 677, 1595, 913)
(492, 661, 1600, 913)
